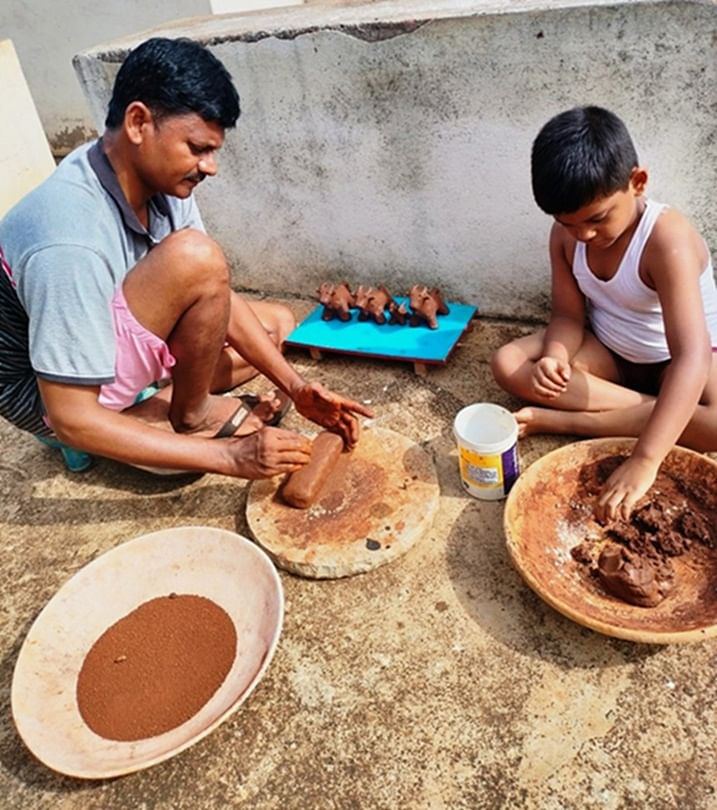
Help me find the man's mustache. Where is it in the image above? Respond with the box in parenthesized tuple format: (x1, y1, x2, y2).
(184, 172, 207, 184)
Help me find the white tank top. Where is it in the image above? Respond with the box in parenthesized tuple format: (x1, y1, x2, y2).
(572, 198, 717, 363)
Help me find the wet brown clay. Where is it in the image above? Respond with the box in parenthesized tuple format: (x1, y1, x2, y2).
(570, 455, 716, 607)
(597, 542, 674, 607)
(282, 431, 345, 508)
(76, 594, 237, 741)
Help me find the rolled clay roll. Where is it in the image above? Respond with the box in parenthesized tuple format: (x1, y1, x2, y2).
(282, 431, 345, 508)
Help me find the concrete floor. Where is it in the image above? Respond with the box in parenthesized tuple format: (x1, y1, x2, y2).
(1, 298, 716, 809)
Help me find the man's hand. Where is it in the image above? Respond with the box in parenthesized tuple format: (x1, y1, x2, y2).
(290, 382, 374, 448)
(532, 356, 571, 400)
(595, 455, 661, 523)
(225, 427, 313, 479)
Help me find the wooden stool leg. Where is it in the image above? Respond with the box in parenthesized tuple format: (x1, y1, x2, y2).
(309, 348, 322, 361)
(413, 362, 428, 376)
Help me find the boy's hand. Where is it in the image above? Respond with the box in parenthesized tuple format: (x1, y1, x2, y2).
(595, 455, 660, 523)
(532, 356, 571, 399)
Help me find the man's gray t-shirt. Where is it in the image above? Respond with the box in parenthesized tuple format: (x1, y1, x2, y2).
(0, 139, 204, 435)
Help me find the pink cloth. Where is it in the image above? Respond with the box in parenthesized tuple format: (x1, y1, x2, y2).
(98, 286, 175, 412)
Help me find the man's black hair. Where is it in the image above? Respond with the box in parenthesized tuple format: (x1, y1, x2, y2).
(531, 106, 638, 215)
(105, 37, 240, 130)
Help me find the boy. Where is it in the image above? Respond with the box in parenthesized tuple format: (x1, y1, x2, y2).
(491, 106, 717, 521)
(0, 38, 371, 478)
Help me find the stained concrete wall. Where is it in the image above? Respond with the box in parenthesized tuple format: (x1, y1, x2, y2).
(212, 0, 303, 11)
(74, 0, 717, 320)
(0, 40, 55, 218)
(0, 0, 316, 156)
(0, 0, 212, 155)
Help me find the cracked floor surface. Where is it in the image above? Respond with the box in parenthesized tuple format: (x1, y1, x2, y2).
(1, 297, 716, 809)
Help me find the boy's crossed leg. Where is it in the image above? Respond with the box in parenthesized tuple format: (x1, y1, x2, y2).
(491, 329, 717, 452)
(491, 328, 652, 412)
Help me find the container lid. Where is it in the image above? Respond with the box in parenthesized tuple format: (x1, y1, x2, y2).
(454, 403, 518, 454)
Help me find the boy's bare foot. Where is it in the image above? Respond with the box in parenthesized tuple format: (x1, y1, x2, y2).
(514, 406, 569, 438)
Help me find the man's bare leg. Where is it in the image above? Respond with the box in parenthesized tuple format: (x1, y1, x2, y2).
(120, 229, 283, 436)
(127, 387, 286, 437)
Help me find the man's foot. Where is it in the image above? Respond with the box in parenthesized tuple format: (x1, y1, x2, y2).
(213, 391, 291, 438)
(129, 389, 290, 438)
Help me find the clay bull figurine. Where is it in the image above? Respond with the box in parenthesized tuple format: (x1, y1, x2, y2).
(317, 282, 355, 322)
(355, 285, 394, 325)
(408, 285, 450, 329)
(388, 300, 409, 325)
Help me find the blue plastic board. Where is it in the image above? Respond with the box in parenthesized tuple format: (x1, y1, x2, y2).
(286, 297, 477, 365)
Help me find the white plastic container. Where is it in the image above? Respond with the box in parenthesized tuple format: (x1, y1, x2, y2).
(453, 403, 520, 500)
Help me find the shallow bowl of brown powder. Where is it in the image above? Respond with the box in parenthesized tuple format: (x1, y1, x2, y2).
(504, 438, 717, 644)
(11, 526, 283, 779)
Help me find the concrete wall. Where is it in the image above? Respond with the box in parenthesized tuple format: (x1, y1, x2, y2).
(0, 0, 317, 156)
(212, 0, 303, 11)
(0, 0, 212, 155)
(0, 40, 55, 218)
(74, 0, 717, 320)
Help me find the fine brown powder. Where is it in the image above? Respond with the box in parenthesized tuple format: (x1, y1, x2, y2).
(76, 594, 237, 741)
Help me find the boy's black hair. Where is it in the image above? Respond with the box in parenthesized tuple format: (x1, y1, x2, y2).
(105, 37, 240, 130)
(531, 106, 638, 215)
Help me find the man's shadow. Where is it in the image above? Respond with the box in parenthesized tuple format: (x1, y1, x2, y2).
(0, 437, 260, 792)
(0, 436, 252, 529)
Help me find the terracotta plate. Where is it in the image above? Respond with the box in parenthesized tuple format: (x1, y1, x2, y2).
(247, 425, 439, 578)
(11, 526, 283, 778)
(504, 438, 717, 644)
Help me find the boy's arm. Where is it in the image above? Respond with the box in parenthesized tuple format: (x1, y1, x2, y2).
(597, 212, 711, 521)
(544, 223, 587, 359)
(38, 380, 312, 479)
(533, 225, 587, 397)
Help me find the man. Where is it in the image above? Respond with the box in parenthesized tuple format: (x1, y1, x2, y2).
(0, 37, 371, 478)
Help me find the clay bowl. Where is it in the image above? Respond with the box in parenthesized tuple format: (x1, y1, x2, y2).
(11, 526, 283, 778)
(504, 438, 717, 644)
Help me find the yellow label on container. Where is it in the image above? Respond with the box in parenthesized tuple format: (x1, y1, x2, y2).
(459, 447, 503, 488)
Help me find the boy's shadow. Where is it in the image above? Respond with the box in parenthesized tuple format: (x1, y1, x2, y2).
(428, 429, 661, 669)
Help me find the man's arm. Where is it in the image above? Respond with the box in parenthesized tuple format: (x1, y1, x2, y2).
(226, 292, 373, 446)
(39, 379, 312, 479)
(225, 292, 306, 396)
